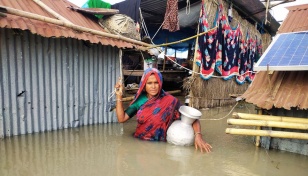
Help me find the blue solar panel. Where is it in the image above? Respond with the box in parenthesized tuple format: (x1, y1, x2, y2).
(254, 31, 308, 71)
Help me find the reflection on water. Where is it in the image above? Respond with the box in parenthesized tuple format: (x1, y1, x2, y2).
(1, 103, 307, 176)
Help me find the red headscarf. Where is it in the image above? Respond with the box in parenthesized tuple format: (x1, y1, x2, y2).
(131, 68, 181, 141)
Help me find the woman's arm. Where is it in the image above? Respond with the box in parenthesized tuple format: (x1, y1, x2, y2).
(115, 82, 130, 123)
(192, 119, 212, 153)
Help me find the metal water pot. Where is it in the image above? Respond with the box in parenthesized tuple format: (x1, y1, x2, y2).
(167, 106, 202, 146)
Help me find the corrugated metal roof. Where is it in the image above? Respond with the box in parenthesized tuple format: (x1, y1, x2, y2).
(278, 4, 308, 33)
(0, 0, 147, 49)
(242, 4, 308, 110)
(241, 71, 308, 110)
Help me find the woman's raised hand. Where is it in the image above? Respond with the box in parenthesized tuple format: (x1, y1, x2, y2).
(115, 77, 123, 96)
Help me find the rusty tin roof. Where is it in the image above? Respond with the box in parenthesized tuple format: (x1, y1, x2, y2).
(242, 4, 308, 110)
(242, 71, 308, 110)
(278, 4, 308, 33)
(0, 0, 147, 49)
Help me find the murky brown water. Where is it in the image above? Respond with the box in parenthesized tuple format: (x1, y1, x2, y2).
(1, 100, 307, 176)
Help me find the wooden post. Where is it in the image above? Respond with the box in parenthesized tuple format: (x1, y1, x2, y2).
(119, 49, 124, 96)
(189, 3, 203, 107)
(255, 109, 262, 146)
(163, 38, 168, 71)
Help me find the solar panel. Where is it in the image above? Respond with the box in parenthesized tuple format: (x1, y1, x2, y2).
(254, 31, 308, 71)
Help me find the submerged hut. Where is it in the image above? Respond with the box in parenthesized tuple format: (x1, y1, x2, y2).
(240, 4, 308, 155)
(0, 0, 149, 138)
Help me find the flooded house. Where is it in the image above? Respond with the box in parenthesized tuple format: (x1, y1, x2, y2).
(0, 0, 149, 138)
(0, 0, 283, 137)
(1, 1, 308, 175)
(234, 4, 308, 155)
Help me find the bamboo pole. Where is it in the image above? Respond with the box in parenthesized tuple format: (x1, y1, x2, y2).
(232, 112, 308, 124)
(225, 128, 308, 140)
(32, 0, 73, 24)
(189, 2, 203, 107)
(146, 27, 217, 49)
(121, 90, 182, 102)
(163, 38, 167, 71)
(255, 109, 262, 147)
(0, 5, 152, 49)
(227, 119, 308, 130)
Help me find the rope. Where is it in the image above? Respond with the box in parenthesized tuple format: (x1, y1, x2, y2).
(199, 101, 238, 121)
(147, 26, 218, 49)
(139, 7, 150, 37)
(163, 54, 257, 78)
(108, 77, 123, 102)
(151, 0, 179, 40)
(186, 0, 191, 15)
(107, 50, 146, 101)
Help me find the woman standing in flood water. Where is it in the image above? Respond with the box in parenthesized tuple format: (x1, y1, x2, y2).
(114, 68, 212, 153)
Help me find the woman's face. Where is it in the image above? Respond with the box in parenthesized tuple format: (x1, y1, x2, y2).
(145, 74, 159, 98)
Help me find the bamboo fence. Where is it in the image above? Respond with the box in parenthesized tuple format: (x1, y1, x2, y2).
(226, 112, 308, 141)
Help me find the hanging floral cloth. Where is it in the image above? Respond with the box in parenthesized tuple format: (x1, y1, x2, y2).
(236, 33, 258, 84)
(246, 35, 258, 82)
(196, 1, 219, 80)
(215, 4, 242, 80)
(236, 31, 250, 84)
(195, 2, 258, 84)
(162, 0, 180, 32)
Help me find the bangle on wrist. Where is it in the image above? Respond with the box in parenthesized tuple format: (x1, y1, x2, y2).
(116, 99, 122, 102)
(194, 132, 202, 136)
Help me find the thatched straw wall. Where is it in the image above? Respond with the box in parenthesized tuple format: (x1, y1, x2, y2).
(184, 0, 272, 108)
(183, 74, 248, 108)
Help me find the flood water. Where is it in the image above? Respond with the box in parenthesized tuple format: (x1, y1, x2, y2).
(1, 99, 307, 176)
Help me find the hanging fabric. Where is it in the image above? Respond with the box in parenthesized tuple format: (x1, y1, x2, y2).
(245, 36, 255, 82)
(256, 38, 263, 63)
(246, 35, 258, 82)
(196, 1, 219, 80)
(249, 37, 263, 82)
(236, 31, 250, 84)
(236, 32, 258, 84)
(162, 0, 180, 32)
(195, 2, 257, 84)
(215, 4, 242, 80)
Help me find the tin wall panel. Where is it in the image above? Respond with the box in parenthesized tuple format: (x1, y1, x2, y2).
(0, 28, 121, 138)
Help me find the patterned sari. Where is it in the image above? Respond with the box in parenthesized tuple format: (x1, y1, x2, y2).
(130, 68, 181, 141)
